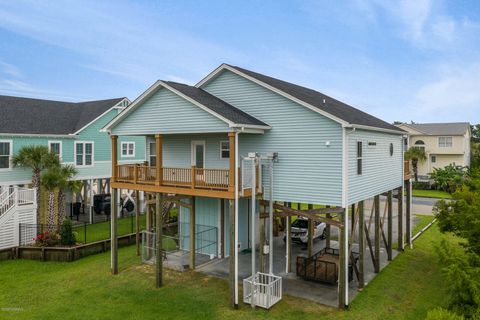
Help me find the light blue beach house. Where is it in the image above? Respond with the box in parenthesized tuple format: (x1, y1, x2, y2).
(103, 64, 412, 309)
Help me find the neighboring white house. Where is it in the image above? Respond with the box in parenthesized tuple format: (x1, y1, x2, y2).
(396, 122, 471, 180)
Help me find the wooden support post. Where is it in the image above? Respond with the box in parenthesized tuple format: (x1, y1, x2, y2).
(189, 196, 196, 269)
(351, 203, 355, 233)
(338, 208, 347, 309)
(228, 199, 236, 308)
(358, 201, 365, 288)
(387, 190, 393, 261)
(307, 203, 313, 258)
(111, 135, 118, 183)
(111, 188, 118, 275)
(326, 206, 331, 248)
(286, 215, 292, 273)
(406, 180, 412, 248)
(155, 192, 163, 288)
(228, 132, 235, 193)
(397, 186, 404, 251)
(221, 199, 225, 259)
(374, 195, 380, 273)
(135, 189, 140, 256)
(155, 134, 163, 186)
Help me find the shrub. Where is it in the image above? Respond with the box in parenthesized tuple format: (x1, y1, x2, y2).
(425, 308, 464, 320)
(437, 240, 480, 318)
(60, 219, 76, 246)
(430, 164, 468, 193)
(413, 181, 430, 190)
(34, 231, 60, 247)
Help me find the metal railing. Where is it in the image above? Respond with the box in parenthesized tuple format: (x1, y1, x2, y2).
(142, 223, 218, 264)
(243, 272, 282, 309)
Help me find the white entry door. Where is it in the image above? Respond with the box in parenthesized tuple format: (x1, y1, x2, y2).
(191, 141, 205, 168)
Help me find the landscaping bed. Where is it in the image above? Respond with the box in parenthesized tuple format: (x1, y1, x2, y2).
(15, 233, 137, 262)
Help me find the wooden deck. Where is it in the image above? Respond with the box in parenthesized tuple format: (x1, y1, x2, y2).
(112, 164, 259, 199)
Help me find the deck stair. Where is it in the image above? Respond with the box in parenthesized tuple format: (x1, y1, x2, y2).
(0, 187, 37, 249)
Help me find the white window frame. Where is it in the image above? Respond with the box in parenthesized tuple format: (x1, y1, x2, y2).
(191, 140, 206, 168)
(121, 141, 136, 158)
(438, 136, 453, 148)
(357, 140, 363, 175)
(431, 155, 437, 163)
(219, 141, 230, 159)
(148, 141, 157, 166)
(48, 140, 62, 160)
(74, 141, 94, 167)
(0, 140, 13, 171)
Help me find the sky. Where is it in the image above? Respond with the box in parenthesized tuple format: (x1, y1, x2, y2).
(0, 0, 479, 124)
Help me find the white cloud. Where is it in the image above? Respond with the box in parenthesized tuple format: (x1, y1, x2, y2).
(414, 63, 480, 116)
(0, 1, 245, 85)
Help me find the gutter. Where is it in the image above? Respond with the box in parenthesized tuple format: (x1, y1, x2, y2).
(347, 124, 407, 135)
(0, 133, 76, 139)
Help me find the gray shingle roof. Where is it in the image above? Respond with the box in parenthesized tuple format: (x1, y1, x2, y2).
(227, 65, 403, 132)
(0, 95, 124, 135)
(164, 81, 268, 127)
(403, 122, 470, 135)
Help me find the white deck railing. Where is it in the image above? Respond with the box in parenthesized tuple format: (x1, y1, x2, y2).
(0, 187, 35, 218)
(243, 272, 282, 309)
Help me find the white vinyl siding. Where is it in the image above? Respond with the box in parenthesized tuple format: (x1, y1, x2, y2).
(348, 129, 403, 204)
(202, 70, 343, 206)
(111, 87, 230, 135)
(75, 142, 94, 167)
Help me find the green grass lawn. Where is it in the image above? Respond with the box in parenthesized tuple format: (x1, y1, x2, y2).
(412, 189, 452, 199)
(0, 220, 453, 319)
(73, 215, 147, 244)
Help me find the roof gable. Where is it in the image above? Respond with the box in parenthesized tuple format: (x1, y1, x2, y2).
(0, 95, 124, 135)
(399, 122, 470, 136)
(105, 80, 269, 133)
(197, 64, 405, 134)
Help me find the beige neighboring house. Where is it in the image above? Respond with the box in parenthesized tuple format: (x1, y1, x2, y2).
(396, 122, 471, 181)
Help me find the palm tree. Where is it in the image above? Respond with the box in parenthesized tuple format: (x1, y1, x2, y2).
(41, 169, 61, 231)
(404, 147, 427, 182)
(12, 145, 60, 222)
(42, 164, 79, 230)
(56, 165, 81, 226)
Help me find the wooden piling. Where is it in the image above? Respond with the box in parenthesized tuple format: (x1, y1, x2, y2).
(135, 189, 140, 256)
(338, 208, 347, 309)
(190, 196, 196, 269)
(155, 192, 163, 288)
(221, 199, 225, 259)
(111, 188, 118, 275)
(307, 203, 313, 258)
(406, 180, 412, 247)
(358, 200, 365, 288)
(398, 186, 404, 251)
(374, 195, 380, 273)
(228, 200, 236, 308)
(387, 190, 393, 261)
